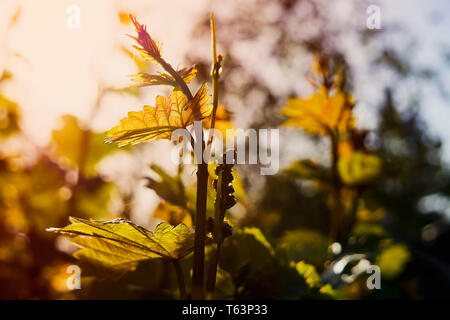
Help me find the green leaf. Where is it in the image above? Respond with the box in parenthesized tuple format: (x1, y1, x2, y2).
(212, 267, 235, 299)
(219, 227, 274, 278)
(47, 217, 197, 271)
(338, 152, 382, 185)
(276, 229, 329, 266)
(219, 228, 314, 299)
(145, 164, 188, 209)
(243, 227, 274, 255)
(351, 222, 388, 238)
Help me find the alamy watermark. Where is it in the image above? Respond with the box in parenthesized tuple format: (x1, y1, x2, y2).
(170, 121, 279, 175)
(366, 264, 381, 289)
(66, 265, 81, 290)
(366, 5, 381, 30)
(66, 5, 81, 30)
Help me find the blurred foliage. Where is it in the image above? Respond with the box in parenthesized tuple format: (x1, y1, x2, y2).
(183, 0, 450, 300)
(276, 229, 329, 267)
(50, 115, 116, 178)
(0, 104, 123, 298)
(0, 95, 20, 138)
(1, 1, 450, 300)
(376, 244, 411, 280)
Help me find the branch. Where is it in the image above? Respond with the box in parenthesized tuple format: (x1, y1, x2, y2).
(157, 57, 194, 100)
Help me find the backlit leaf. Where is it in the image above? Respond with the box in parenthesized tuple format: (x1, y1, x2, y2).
(131, 66, 197, 88)
(145, 164, 187, 209)
(129, 15, 162, 64)
(219, 227, 274, 278)
(338, 152, 382, 185)
(219, 228, 311, 299)
(106, 83, 212, 146)
(281, 87, 354, 136)
(47, 217, 197, 271)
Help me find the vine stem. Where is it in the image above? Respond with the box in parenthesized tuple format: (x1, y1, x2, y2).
(209, 13, 221, 135)
(191, 156, 208, 299)
(157, 51, 206, 300)
(172, 260, 187, 300)
(192, 13, 222, 300)
(156, 57, 193, 100)
(206, 13, 224, 299)
(156, 14, 219, 300)
(206, 243, 221, 299)
(206, 167, 224, 298)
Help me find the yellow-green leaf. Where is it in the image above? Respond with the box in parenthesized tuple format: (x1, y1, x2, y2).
(295, 261, 321, 288)
(145, 164, 188, 210)
(47, 217, 197, 271)
(106, 83, 212, 146)
(338, 152, 382, 185)
(376, 243, 411, 279)
(277, 229, 329, 266)
(281, 87, 354, 136)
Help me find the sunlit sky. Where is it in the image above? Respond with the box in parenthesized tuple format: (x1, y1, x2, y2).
(0, 0, 206, 139)
(0, 0, 449, 159)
